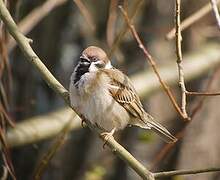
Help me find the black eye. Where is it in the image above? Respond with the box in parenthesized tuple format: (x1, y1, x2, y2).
(90, 56, 99, 62)
(80, 58, 90, 65)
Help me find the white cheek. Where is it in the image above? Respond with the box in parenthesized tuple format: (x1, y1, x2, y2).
(89, 62, 98, 72)
(105, 61, 112, 69)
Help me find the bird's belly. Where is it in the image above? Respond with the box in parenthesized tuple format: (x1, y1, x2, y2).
(70, 72, 130, 132)
(81, 88, 130, 132)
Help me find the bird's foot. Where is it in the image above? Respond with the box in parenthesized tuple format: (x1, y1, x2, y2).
(81, 119, 87, 128)
(100, 128, 116, 149)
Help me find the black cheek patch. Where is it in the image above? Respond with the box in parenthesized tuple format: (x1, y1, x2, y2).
(74, 63, 90, 84)
(95, 62, 105, 68)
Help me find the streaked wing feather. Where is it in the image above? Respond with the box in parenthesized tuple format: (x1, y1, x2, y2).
(102, 68, 145, 120)
(101, 68, 177, 143)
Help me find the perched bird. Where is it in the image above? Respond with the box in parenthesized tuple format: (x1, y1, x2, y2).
(69, 46, 177, 143)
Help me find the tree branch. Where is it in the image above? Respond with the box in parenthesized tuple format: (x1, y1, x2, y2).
(166, 0, 220, 40)
(73, 0, 95, 32)
(1, 1, 220, 179)
(186, 91, 220, 96)
(150, 66, 220, 169)
(154, 167, 220, 178)
(8, 0, 68, 52)
(6, 108, 81, 147)
(175, 0, 188, 118)
(106, 0, 118, 47)
(210, 0, 220, 29)
(108, 0, 143, 58)
(119, 6, 189, 120)
(0, 1, 154, 180)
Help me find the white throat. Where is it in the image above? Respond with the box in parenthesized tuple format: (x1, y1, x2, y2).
(89, 62, 98, 72)
(105, 61, 112, 69)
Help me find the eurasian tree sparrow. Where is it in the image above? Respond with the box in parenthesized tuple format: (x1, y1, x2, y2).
(69, 46, 177, 143)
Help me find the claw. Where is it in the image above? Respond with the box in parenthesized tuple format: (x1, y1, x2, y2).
(100, 128, 116, 149)
(81, 119, 87, 128)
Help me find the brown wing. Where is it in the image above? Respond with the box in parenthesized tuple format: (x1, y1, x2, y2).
(101, 68, 177, 143)
(102, 68, 145, 120)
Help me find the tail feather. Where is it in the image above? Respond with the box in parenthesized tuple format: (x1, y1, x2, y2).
(143, 113, 177, 143)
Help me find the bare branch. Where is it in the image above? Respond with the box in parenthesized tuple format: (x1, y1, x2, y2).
(119, 6, 189, 121)
(103, 135, 154, 180)
(175, 0, 188, 118)
(186, 91, 220, 96)
(1, 166, 8, 180)
(1, 2, 220, 179)
(150, 128, 185, 170)
(0, 1, 154, 179)
(210, 0, 220, 29)
(33, 117, 74, 179)
(166, 0, 220, 40)
(154, 167, 220, 178)
(6, 108, 81, 147)
(151, 66, 220, 169)
(108, 0, 143, 58)
(73, 0, 95, 32)
(8, 0, 68, 52)
(106, 0, 118, 47)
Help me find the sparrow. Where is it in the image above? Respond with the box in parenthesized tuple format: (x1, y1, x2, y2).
(69, 46, 177, 143)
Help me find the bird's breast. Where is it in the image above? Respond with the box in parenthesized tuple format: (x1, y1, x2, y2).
(80, 84, 130, 131)
(70, 72, 130, 131)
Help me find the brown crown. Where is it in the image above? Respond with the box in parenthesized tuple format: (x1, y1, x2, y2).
(82, 46, 109, 64)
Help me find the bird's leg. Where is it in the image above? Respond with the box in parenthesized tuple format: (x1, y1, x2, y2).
(100, 128, 116, 149)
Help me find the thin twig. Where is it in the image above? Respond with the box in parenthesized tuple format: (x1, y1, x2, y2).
(186, 91, 220, 96)
(1, 166, 8, 180)
(73, 0, 95, 32)
(150, 128, 186, 170)
(7, 0, 67, 52)
(210, 0, 220, 29)
(151, 66, 220, 169)
(108, 0, 143, 58)
(106, 0, 118, 47)
(154, 167, 220, 178)
(175, 0, 188, 118)
(33, 115, 74, 180)
(6, 108, 81, 147)
(0, 104, 14, 127)
(119, 6, 189, 121)
(0, 2, 15, 176)
(0, 127, 16, 180)
(166, 0, 220, 40)
(191, 66, 220, 118)
(0, 1, 154, 180)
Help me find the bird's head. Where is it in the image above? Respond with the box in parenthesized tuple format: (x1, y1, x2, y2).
(73, 46, 112, 85)
(80, 46, 112, 71)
